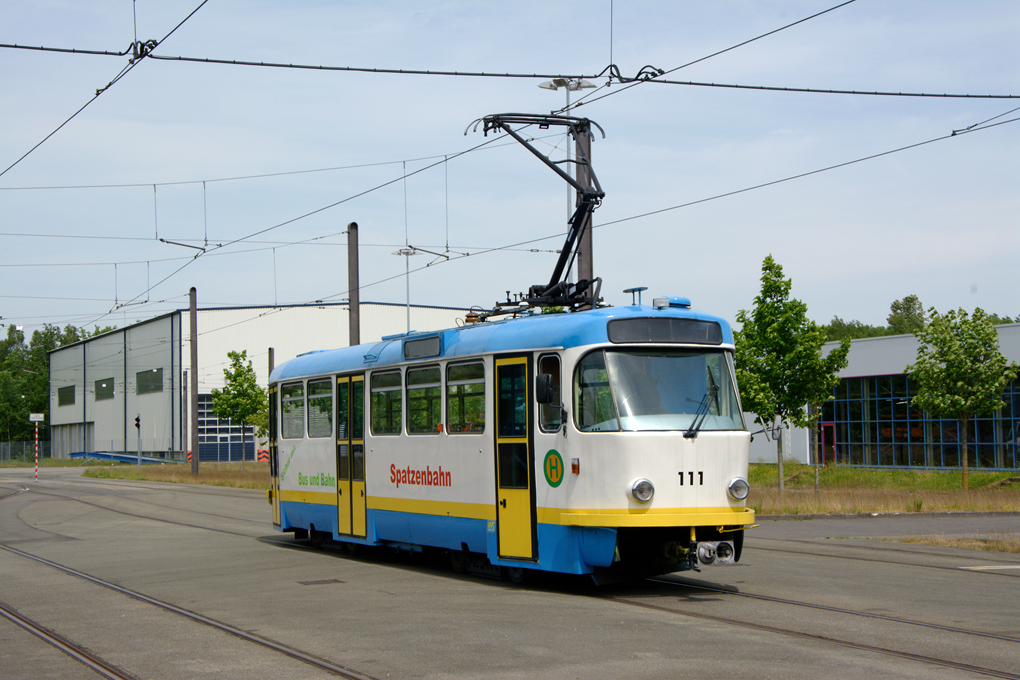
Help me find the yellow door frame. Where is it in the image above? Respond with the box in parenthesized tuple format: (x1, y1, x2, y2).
(494, 355, 537, 561)
(337, 374, 367, 538)
(269, 385, 280, 527)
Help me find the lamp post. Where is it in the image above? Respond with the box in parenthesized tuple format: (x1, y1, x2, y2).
(538, 78, 596, 221)
(538, 78, 597, 284)
(393, 247, 421, 333)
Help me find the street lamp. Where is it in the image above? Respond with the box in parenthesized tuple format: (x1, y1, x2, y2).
(538, 78, 596, 280)
(393, 247, 421, 333)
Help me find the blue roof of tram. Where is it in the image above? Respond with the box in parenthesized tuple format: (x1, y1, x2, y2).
(269, 302, 734, 383)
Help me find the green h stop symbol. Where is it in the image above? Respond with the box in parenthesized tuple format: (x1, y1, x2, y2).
(544, 449, 564, 488)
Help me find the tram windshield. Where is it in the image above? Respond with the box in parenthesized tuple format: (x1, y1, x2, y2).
(573, 349, 744, 432)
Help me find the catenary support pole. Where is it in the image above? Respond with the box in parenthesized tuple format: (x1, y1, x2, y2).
(190, 287, 199, 475)
(348, 222, 360, 347)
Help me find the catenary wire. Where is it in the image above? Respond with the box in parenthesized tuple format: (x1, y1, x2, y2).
(566, 0, 859, 111)
(0, 1, 209, 179)
(10, 114, 1017, 331)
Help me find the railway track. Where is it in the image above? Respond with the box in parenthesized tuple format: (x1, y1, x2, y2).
(1, 602, 138, 680)
(606, 591, 1020, 680)
(1, 545, 378, 680)
(598, 576, 1020, 680)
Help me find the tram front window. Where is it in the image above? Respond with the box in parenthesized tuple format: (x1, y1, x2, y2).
(573, 349, 744, 432)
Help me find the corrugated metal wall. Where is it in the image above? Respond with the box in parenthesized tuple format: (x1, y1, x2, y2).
(49, 303, 466, 458)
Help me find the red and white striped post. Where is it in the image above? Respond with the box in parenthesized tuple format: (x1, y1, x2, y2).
(29, 413, 44, 482)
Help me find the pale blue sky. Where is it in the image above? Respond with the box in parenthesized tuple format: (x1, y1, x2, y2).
(2, 1, 1017, 337)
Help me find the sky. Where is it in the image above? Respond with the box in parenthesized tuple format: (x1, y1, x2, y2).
(1, 0, 1018, 342)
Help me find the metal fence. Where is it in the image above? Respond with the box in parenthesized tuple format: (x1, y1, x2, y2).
(1, 440, 52, 462)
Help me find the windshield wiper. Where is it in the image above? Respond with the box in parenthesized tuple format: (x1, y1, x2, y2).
(684, 385, 719, 439)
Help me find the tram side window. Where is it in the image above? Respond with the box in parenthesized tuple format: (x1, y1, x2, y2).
(538, 354, 561, 433)
(307, 378, 333, 438)
(407, 365, 442, 434)
(281, 382, 305, 439)
(447, 362, 485, 434)
(574, 351, 619, 432)
(371, 371, 402, 435)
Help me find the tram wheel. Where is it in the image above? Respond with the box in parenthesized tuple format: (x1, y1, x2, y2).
(504, 566, 529, 585)
(449, 550, 469, 574)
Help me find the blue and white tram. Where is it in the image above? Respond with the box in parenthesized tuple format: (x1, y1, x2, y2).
(267, 296, 755, 582)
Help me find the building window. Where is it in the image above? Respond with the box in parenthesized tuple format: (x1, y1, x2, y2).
(307, 379, 333, 438)
(371, 371, 402, 435)
(58, 385, 75, 406)
(822, 375, 1019, 470)
(137, 368, 163, 395)
(281, 382, 305, 439)
(95, 378, 115, 401)
(447, 362, 484, 434)
(407, 365, 441, 434)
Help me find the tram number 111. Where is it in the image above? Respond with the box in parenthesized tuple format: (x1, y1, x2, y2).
(679, 471, 704, 486)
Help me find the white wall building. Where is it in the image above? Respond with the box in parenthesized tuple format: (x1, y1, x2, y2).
(48, 302, 467, 459)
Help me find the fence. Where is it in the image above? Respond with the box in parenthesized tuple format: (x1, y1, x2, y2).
(1, 440, 52, 462)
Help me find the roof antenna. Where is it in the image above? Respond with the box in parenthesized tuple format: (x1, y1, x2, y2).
(624, 286, 647, 306)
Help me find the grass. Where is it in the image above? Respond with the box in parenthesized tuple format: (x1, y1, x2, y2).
(889, 531, 1020, 554)
(16, 459, 1020, 514)
(81, 461, 270, 489)
(748, 462, 1020, 516)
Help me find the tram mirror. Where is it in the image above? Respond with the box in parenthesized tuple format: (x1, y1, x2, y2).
(536, 374, 554, 404)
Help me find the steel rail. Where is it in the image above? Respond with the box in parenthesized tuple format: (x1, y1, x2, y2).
(0, 602, 137, 680)
(1, 545, 379, 680)
(608, 594, 1020, 680)
(650, 578, 1020, 643)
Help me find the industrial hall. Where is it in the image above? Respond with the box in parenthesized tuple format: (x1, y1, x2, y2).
(47, 301, 466, 461)
(749, 323, 1020, 472)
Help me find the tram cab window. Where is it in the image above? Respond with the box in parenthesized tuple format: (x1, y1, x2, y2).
(371, 371, 402, 435)
(538, 354, 562, 433)
(307, 379, 333, 438)
(447, 362, 485, 434)
(281, 382, 305, 439)
(407, 365, 442, 434)
(573, 348, 745, 433)
(574, 352, 619, 432)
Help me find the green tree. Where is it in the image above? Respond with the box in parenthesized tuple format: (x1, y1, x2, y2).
(822, 316, 887, 342)
(887, 294, 926, 335)
(210, 350, 267, 471)
(734, 256, 850, 492)
(985, 312, 1020, 325)
(907, 308, 1019, 491)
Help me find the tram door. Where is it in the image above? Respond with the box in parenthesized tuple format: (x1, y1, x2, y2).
(494, 355, 537, 561)
(336, 375, 367, 537)
(269, 385, 280, 527)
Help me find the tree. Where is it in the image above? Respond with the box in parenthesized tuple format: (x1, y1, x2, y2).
(907, 308, 1019, 491)
(210, 350, 268, 471)
(887, 294, 926, 335)
(822, 315, 887, 342)
(0, 323, 113, 442)
(734, 256, 850, 492)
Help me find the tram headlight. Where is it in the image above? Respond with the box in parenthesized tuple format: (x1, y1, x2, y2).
(631, 478, 654, 503)
(727, 477, 750, 501)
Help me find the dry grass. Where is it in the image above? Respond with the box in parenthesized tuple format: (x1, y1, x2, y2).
(76, 461, 1020, 515)
(890, 531, 1020, 554)
(749, 463, 1020, 516)
(82, 461, 270, 489)
(749, 487, 1020, 516)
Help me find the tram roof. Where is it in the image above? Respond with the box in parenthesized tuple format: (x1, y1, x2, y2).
(269, 302, 734, 383)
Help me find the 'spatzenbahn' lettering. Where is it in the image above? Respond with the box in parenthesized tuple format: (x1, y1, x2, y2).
(390, 463, 451, 489)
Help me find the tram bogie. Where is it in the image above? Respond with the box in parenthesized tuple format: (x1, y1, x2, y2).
(267, 300, 755, 583)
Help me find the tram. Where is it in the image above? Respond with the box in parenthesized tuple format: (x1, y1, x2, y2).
(265, 114, 754, 582)
(267, 299, 755, 582)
